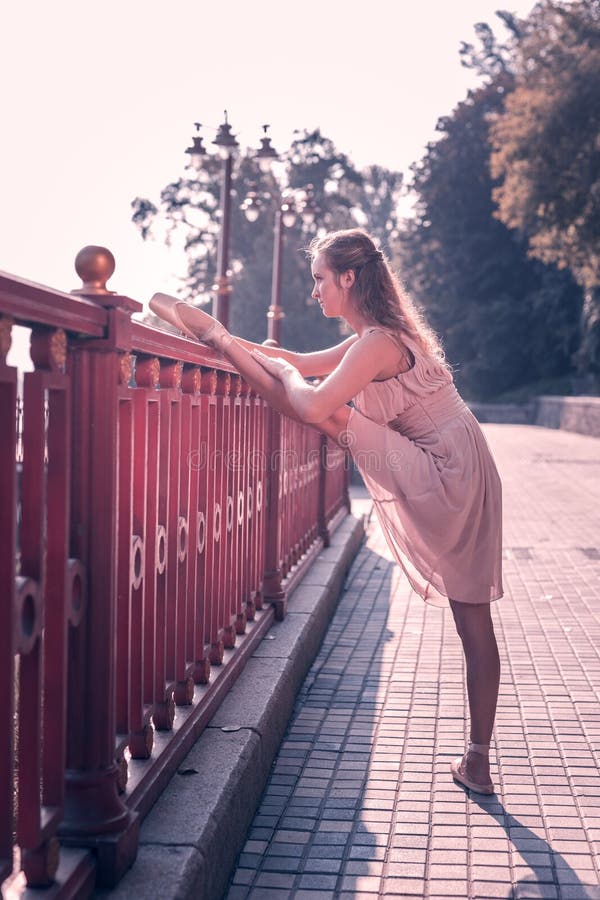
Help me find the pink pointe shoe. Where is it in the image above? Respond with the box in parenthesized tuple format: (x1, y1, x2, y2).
(148, 292, 199, 340)
(175, 302, 232, 350)
(451, 741, 495, 795)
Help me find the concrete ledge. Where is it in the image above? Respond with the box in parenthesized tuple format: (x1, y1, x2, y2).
(94, 510, 365, 900)
(535, 394, 600, 438)
(469, 395, 600, 438)
(467, 401, 534, 425)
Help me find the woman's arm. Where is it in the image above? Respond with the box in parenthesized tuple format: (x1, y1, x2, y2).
(252, 331, 398, 424)
(233, 333, 359, 378)
(217, 337, 304, 421)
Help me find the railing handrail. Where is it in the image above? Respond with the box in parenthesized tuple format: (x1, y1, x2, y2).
(0, 271, 106, 336)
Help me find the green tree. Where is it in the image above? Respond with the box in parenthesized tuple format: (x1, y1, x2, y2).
(395, 73, 583, 400)
(132, 129, 402, 351)
(489, 0, 600, 375)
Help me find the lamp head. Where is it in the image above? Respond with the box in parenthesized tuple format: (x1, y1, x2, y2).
(185, 123, 207, 169)
(255, 124, 278, 173)
(213, 110, 239, 159)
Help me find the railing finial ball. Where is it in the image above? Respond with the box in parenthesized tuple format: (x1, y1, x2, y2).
(74, 245, 116, 295)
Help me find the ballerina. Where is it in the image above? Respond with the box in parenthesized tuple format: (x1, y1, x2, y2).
(149, 228, 502, 795)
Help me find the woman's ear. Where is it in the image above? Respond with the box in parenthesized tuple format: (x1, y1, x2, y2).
(341, 269, 355, 290)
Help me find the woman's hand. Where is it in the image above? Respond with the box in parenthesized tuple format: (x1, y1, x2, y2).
(251, 350, 298, 381)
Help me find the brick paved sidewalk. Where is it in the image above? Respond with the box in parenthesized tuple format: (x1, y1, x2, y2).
(225, 425, 600, 900)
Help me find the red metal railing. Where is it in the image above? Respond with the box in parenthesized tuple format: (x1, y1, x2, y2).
(0, 248, 350, 897)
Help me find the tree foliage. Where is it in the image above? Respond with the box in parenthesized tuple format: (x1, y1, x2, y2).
(395, 75, 583, 400)
(489, 1, 600, 285)
(488, 0, 600, 373)
(132, 129, 402, 351)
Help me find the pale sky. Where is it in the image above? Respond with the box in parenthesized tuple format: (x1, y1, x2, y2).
(2, 0, 536, 368)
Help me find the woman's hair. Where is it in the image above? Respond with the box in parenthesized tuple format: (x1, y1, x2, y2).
(308, 228, 448, 365)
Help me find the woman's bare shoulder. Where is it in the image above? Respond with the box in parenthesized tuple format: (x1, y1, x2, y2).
(359, 327, 414, 376)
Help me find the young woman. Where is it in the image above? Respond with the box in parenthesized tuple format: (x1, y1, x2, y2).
(150, 228, 503, 795)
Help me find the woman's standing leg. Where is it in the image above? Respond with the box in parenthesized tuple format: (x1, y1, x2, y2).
(449, 599, 501, 785)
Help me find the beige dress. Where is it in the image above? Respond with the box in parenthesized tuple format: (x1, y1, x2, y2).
(347, 328, 503, 607)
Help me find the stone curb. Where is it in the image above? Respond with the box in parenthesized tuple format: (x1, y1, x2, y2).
(94, 511, 366, 900)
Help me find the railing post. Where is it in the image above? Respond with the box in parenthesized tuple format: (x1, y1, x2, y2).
(58, 248, 141, 886)
(262, 405, 286, 620)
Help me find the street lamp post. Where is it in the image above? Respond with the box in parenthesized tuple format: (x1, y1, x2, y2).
(186, 116, 279, 330)
(242, 179, 317, 345)
(266, 187, 317, 345)
(267, 197, 296, 344)
(212, 125, 237, 327)
(185, 113, 239, 329)
(268, 207, 285, 345)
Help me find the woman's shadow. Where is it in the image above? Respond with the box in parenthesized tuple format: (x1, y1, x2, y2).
(465, 792, 595, 898)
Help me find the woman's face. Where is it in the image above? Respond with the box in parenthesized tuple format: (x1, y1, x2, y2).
(311, 252, 347, 318)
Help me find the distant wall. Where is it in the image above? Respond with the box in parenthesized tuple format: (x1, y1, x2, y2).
(534, 395, 600, 438)
(468, 396, 600, 439)
(468, 402, 535, 425)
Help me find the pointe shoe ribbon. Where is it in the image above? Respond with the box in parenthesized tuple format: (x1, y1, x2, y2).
(451, 741, 495, 795)
(148, 292, 198, 340)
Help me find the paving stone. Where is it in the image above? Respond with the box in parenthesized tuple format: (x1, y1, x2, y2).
(297, 873, 339, 889)
(306, 844, 346, 860)
(261, 857, 300, 873)
(302, 857, 342, 874)
(232, 869, 256, 886)
(471, 881, 514, 898)
(247, 889, 291, 900)
(254, 872, 295, 889)
(383, 876, 428, 895)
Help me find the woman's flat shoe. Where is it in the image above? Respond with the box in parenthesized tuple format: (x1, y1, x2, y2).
(148, 292, 198, 340)
(451, 741, 495, 795)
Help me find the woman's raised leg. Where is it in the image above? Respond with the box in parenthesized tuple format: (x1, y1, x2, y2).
(449, 599, 501, 787)
(218, 337, 353, 444)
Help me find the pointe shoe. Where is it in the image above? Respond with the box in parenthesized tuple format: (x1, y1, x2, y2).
(148, 292, 199, 340)
(175, 302, 233, 351)
(451, 742, 495, 795)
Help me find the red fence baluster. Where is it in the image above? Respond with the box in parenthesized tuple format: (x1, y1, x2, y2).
(18, 326, 74, 886)
(0, 317, 16, 885)
(281, 417, 291, 578)
(251, 394, 267, 613)
(176, 374, 193, 703)
(205, 372, 223, 666)
(231, 376, 245, 637)
(262, 406, 286, 620)
(18, 369, 46, 874)
(245, 387, 257, 619)
(127, 361, 152, 760)
(39, 340, 71, 877)
(222, 372, 236, 650)
(318, 433, 331, 548)
(239, 380, 252, 627)
(134, 358, 166, 730)
(154, 365, 175, 730)
(182, 366, 201, 683)
(116, 366, 133, 756)
(191, 370, 214, 683)
(211, 372, 229, 659)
